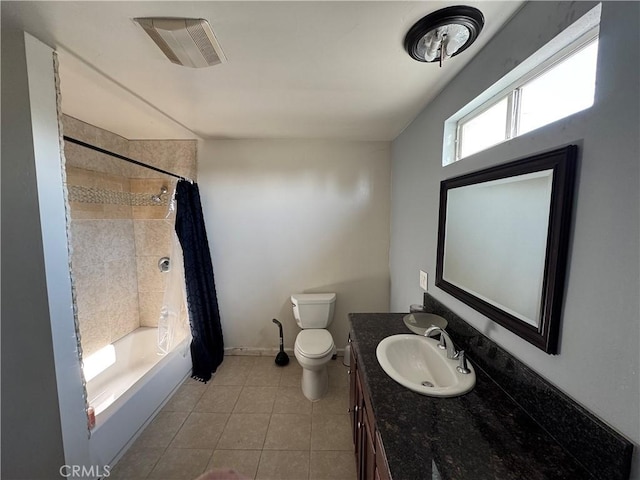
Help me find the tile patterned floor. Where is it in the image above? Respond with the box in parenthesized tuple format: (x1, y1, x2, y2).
(109, 355, 356, 480)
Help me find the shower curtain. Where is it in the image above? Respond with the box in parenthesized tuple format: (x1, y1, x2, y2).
(158, 231, 190, 355)
(174, 180, 224, 382)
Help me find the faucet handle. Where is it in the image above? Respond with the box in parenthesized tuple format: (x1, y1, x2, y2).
(456, 350, 471, 374)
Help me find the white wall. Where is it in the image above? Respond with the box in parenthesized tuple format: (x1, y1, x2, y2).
(390, 0, 639, 474)
(198, 139, 391, 354)
(1, 30, 90, 478)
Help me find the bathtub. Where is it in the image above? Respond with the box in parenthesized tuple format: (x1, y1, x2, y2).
(86, 327, 191, 467)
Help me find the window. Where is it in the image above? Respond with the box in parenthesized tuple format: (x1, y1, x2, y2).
(443, 4, 601, 165)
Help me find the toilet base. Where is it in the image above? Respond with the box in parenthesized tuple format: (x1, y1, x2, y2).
(300, 366, 329, 401)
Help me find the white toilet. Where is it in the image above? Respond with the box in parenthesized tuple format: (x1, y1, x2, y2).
(291, 293, 337, 401)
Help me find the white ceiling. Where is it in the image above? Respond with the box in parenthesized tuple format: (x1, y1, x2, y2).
(4, 1, 523, 141)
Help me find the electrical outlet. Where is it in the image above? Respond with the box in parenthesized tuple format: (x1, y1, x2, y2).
(419, 270, 428, 291)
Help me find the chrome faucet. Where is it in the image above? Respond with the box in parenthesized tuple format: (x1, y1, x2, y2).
(424, 326, 459, 360)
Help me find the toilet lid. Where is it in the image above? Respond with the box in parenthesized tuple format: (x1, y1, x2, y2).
(296, 330, 334, 358)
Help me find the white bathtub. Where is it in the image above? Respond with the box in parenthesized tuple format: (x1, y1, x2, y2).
(87, 327, 191, 467)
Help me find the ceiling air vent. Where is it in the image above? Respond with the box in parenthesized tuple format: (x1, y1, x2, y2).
(134, 17, 227, 68)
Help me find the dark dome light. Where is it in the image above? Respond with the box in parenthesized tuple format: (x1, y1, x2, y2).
(405, 6, 485, 65)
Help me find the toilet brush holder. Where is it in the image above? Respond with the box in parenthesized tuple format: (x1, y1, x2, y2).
(272, 318, 290, 366)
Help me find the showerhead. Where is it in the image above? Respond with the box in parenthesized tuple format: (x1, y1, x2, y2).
(151, 185, 169, 203)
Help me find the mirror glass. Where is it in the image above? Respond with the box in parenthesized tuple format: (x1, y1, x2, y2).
(436, 146, 577, 353)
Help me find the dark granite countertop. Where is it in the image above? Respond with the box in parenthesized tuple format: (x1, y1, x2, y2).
(349, 313, 593, 480)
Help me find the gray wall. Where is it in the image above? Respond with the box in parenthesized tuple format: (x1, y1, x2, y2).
(198, 139, 391, 354)
(390, 0, 639, 473)
(1, 28, 66, 479)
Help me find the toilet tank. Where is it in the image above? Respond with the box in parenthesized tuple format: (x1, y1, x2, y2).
(291, 293, 336, 329)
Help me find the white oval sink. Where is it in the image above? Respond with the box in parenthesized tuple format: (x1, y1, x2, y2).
(376, 334, 475, 397)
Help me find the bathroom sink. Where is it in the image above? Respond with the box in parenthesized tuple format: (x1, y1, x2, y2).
(376, 334, 475, 397)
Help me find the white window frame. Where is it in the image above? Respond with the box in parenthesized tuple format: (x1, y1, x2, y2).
(443, 3, 601, 166)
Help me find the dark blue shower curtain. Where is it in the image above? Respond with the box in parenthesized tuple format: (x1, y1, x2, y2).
(175, 180, 224, 382)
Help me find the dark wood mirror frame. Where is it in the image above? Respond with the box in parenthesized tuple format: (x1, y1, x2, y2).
(436, 145, 577, 353)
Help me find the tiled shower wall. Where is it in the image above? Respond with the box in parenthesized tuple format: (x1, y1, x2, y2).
(63, 115, 196, 356)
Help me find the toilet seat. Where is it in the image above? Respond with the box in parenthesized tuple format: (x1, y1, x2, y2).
(295, 330, 334, 359)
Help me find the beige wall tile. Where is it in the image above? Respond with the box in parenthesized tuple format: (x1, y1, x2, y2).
(78, 310, 110, 357)
(136, 255, 167, 293)
(103, 204, 132, 220)
(66, 166, 100, 188)
(130, 178, 167, 194)
(105, 259, 139, 300)
(64, 120, 195, 358)
(138, 291, 164, 327)
(69, 202, 104, 220)
(134, 220, 172, 256)
(101, 220, 136, 262)
(132, 205, 168, 220)
(62, 115, 98, 145)
(109, 294, 140, 342)
(70, 220, 106, 266)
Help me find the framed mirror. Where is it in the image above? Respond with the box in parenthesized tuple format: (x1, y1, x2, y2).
(435, 145, 577, 353)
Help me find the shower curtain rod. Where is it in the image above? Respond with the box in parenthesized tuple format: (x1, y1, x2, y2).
(63, 135, 192, 182)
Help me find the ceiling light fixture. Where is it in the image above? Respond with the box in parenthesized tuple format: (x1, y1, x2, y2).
(404, 6, 484, 67)
(134, 17, 227, 68)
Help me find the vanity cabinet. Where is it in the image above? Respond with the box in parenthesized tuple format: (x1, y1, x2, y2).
(349, 338, 391, 480)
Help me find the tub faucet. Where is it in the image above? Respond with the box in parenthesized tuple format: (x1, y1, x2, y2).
(424, 326, 458, 360)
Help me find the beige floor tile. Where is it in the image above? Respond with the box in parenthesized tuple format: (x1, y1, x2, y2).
(233, 386, 277, 414)
(279, 361, 303, 387)
(263, 414, 311, 450)
(223, 355, 258, 368)
(217, 413, 271, 450)
(182, 375, 207, 386)
(328, 362, 350, 388)
(310, 450, 357, 480)
(273, 386, 312, 414)
(211, 363, 253, 386)
(134, 410, 189, 449)
(246, 362, 284, 386)
(171, 412, 229, 449)
(147, 447, 212, 479)
(207, 450, 262, 479)
(109, 446, 164, 479)
(255, 450, 310, 480)
(312, 387, 349, 416)
(195, 385, 243, 413)
(163, 383, 207, 412)
(252, 355, 277, 367)
(117, 357, 356, 480)
(311, 415, 353, 451)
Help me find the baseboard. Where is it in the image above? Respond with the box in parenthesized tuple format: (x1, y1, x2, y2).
(224, 347, 345, 357)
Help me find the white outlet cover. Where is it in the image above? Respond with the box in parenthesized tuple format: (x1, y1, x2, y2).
(420, 270, 428, 291)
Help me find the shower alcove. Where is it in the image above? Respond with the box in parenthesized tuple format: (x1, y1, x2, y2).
(62, 114, 196, 464)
